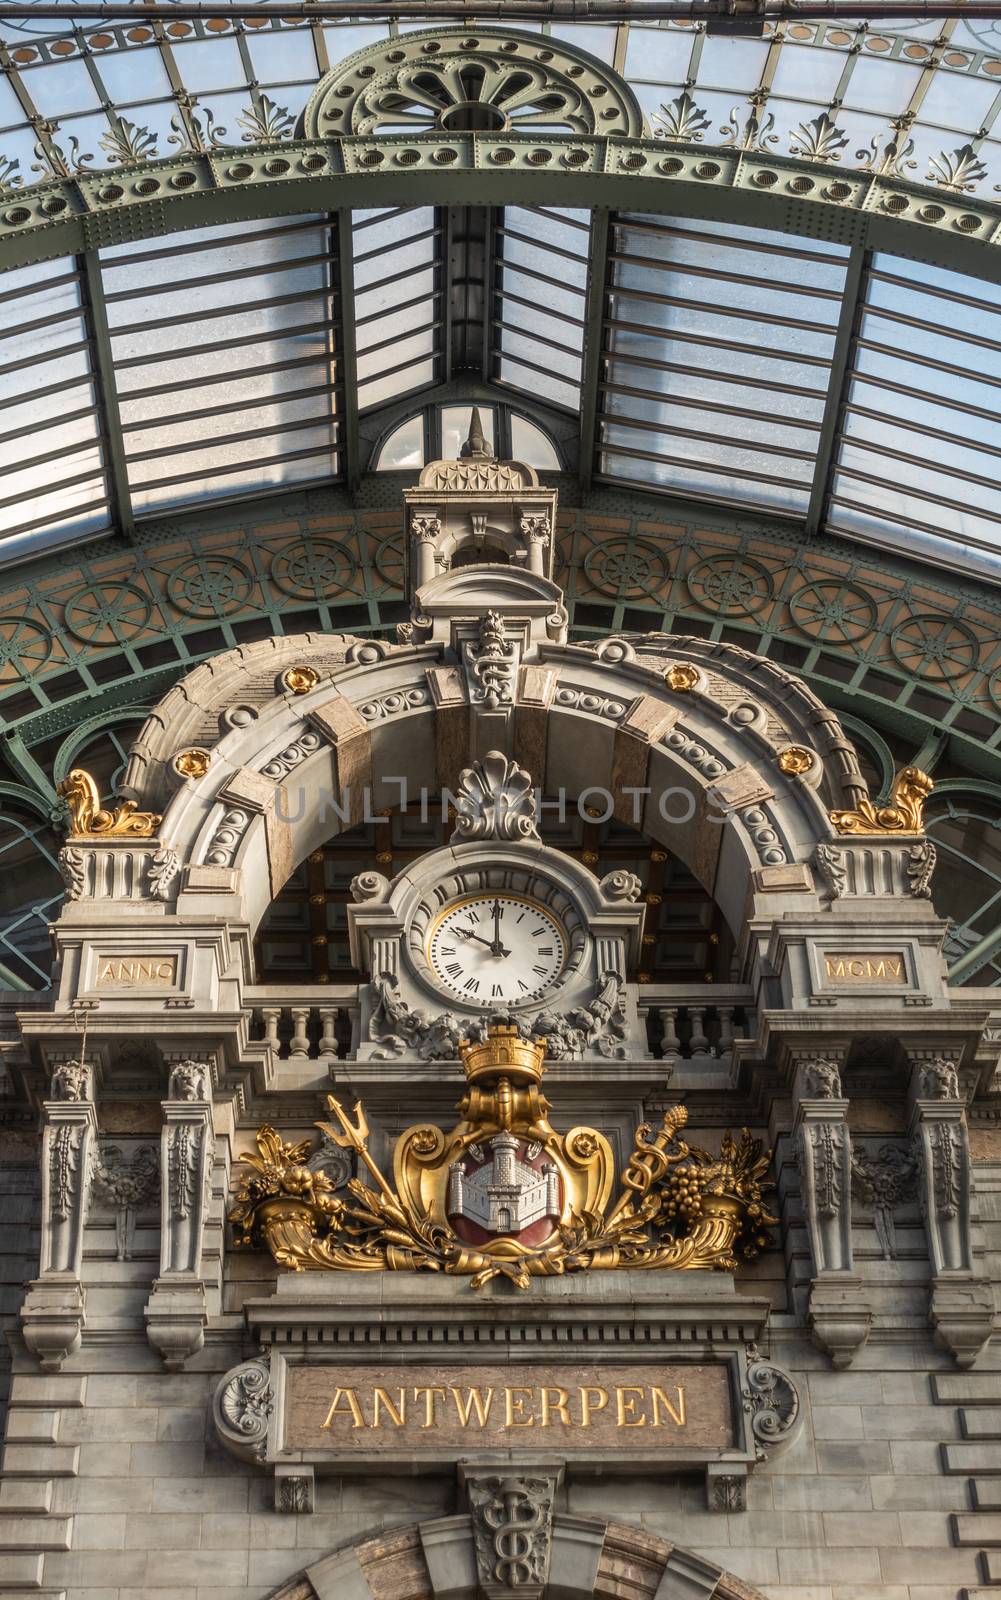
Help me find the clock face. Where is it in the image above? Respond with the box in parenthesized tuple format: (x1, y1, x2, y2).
(426, 893, 568, 1008)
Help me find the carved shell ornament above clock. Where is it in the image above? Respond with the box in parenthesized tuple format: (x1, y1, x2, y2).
(300, 28, 646, 141)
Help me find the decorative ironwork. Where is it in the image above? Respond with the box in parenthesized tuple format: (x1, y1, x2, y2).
(927, 142, 988, 193)
(829, 766, 932, 836)
(686, 554, 773, 617)
(301, 29, 644, 142)
(789, 112, 849, 163)
(57, 768, 161, 839)
(99, 117, 158, 166)
(720, 99, 778, 153)
(237, 94, 295, 144)
(229, 1025, 776, 1290)
(652, 91, 711, 143)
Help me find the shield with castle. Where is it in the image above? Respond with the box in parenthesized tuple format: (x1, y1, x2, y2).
(398, 1027, 609, 1265)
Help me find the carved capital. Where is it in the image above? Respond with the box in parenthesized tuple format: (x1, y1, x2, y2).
(275, 1464, 315, 1514)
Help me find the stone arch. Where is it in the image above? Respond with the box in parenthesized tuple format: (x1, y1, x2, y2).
(265, 1516, 765, 1600)
(117, 626, 873, 946)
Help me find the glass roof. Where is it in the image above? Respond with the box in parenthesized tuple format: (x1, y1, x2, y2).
(0, 9, 1000, 582)
(597, 215, 849, 517)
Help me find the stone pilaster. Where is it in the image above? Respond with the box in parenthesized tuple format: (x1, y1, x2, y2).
(909, 1054, 994, 1367)
(793, 1054, 871, 1368)
(144, 1058, 215, 1370)
(21, 1060, 97, 1371)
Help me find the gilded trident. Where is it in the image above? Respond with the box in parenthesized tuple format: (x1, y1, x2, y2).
(316, 1096, 396, 1205)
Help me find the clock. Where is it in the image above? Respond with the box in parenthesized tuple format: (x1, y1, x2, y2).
(426, 893, 568, 1009)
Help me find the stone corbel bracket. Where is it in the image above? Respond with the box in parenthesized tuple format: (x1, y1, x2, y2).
(792, 1056, 872, 1369)
(21, 1060, 98, 1370)
(909, 1056, 995, 1368)
(145, 1058, 216, 1370)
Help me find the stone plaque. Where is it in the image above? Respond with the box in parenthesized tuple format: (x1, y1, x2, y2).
(96, 956, 178, 988)
(284, 1362, 734, 1456)
(823, 953, 907, 982)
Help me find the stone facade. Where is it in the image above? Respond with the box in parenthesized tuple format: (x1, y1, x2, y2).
(1, 436, 1000, 1600)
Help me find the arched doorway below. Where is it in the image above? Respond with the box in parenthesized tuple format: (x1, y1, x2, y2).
(266, 1513, 766, 1600)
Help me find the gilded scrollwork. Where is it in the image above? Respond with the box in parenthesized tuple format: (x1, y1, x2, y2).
(57, 767, 161, 839)
(829, 766, 933, 836)
(230, 1025, 776, 1291)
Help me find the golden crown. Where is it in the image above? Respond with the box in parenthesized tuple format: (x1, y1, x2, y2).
(459, 1024, 547, 1084)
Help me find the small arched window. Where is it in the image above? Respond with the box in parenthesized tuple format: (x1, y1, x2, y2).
(373, 403, 562, 472)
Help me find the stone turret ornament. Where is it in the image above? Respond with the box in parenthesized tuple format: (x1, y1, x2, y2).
(230, 1025, 776, 1289)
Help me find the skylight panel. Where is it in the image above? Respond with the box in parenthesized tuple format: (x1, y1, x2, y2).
(100, 215, 342, 516)
(351, 208, 442, 413)
(492, 206, 589, 415)
(0, 257, 109, 557)
(597, 216, 848, 517)
(826, 253, 1001, 575)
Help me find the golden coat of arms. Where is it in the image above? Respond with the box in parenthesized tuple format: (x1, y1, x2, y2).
(230, 1026, 776, 1289)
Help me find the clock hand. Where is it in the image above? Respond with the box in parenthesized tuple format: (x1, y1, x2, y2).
(490, 898, 505, 957)
(455, 924, 511, 959)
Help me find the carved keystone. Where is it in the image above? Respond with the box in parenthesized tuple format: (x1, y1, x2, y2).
(460, 1464, 561, 1600)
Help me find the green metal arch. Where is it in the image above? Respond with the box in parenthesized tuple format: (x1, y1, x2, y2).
(0, 779, 57, 822)
(52, 704, 154, 787)
(926, 777, 1001, 809)
(1, 132, 998, 280)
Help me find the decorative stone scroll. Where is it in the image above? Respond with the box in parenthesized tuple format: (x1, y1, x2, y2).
(450, 751, 540, 844)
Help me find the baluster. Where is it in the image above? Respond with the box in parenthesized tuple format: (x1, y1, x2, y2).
(716, 1004, 732, 1056)
(289, 1007, 311, 1057)
(659, 1007, 682, 1059)
(688, 1007, 710, 1055)
(318, 1007, 338, 1056)
(261, 1007, 281, 1053)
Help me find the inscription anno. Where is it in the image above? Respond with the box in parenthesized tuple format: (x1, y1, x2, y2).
(96, 957, 178, 988)
(823, 953, 907, 983)
(284, 1362, 733, 1455)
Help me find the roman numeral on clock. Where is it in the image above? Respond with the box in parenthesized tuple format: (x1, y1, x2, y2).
(491, 984, 503, 999)
(445, 962, 462, 977)
(532, 964, 548, 977)
(464, 977, 480, 994)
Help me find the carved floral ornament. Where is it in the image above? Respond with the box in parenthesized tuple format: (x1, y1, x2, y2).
(230, 1025, 776, 1290)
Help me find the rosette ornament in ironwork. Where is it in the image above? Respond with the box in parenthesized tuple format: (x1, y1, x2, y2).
(230, 1026, 776, 1290)
(301, 29, 644, 141)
